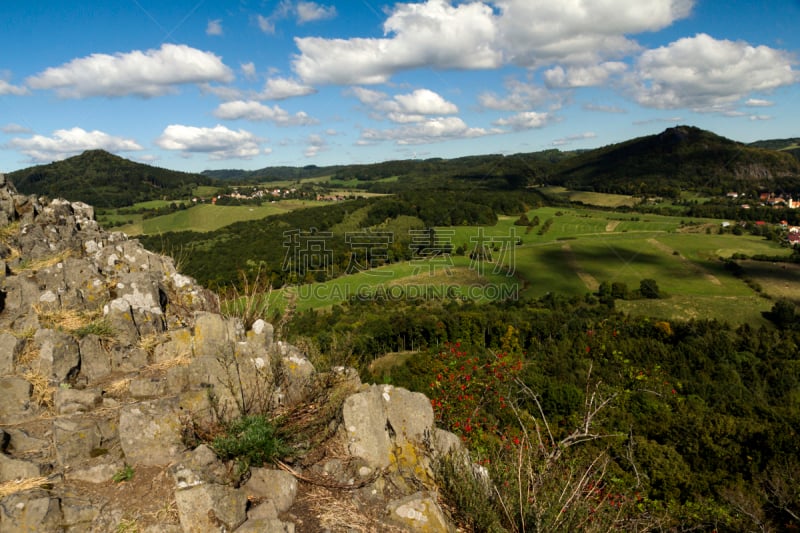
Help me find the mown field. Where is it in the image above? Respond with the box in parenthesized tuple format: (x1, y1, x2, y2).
(277, 204, 793, 323)
(102, 200, 320, 235)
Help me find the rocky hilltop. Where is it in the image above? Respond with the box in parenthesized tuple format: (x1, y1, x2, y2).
(0, 173, 465, 532)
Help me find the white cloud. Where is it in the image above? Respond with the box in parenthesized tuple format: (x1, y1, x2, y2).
(2, 123, 33, 134)
(256, 14, 275, 34)
(349, 87, 458, 123)
(552, 131, 597, 146)
(629, 33, 797, 110)
(241, 62, 257, 80)
(749, 114, 772, 121)
(493, 111, 551, 131)
(361, 116, 495, 145)
(261, 77, 317, 99)
(294, 1, 500, 84)
(495, 0, 693, 67)
(478, 79, 554, 111)
(0, 79, 28, 96)
(583, 103, 627, 113)
(304, 133, 327, 157)
(206, 19, 223, 36)
(544, 62, 627, 88)
(744, 98, 774, 107)
(27, 44, 233, 98)
(214, 100, 317, 126)
(155, 124, 263, 160)
(296, 2, 337, 23)
(8, 127, 142, 162)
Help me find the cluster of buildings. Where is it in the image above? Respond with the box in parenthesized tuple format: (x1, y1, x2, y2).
(726, 192, 798, 209)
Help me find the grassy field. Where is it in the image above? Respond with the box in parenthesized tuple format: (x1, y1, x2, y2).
(109, 200, 319, 235)
(537, 186, 639, 207)
(738, 260, 800, 305)
(273, 256, 521, 311)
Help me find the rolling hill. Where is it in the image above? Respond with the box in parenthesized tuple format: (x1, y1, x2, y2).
(547, 125, 800, 197)
(6, 150, 214, 207)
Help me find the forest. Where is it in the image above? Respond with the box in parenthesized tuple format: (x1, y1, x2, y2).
(286, 294, 800, 531)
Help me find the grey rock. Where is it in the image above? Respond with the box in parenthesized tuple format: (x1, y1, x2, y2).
(53, 387, 101, 415)
(243, 468, 297, 513)
(129, 376, 167, 398)
(110, 345, 148, 373)
(0, 332, 21, 375)
(66, 460, 123, 484)
(53, 417, 102, 465)
(61, 495, 103, 530)
(119, 398, 185, 466)
(0, 452, 41, 482)
(33, 328, 80, 382)
(174, 483, 247, 533)
(78, 335, 112, 382)
(236, 517, 296, 533)
(386, 491, 453, 533)
(341, 385, 393, 469)
(4, 428, 48, 455)
(193, 311, 240, 357)
(0, 377, 35, 424)
(0, 490, 63, 532)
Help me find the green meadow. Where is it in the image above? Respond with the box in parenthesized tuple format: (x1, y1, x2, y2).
(275, 205, 792, 323)
(106, 200, 319, 235)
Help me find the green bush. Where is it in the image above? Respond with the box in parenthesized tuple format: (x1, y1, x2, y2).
(212, 415, 289, 469)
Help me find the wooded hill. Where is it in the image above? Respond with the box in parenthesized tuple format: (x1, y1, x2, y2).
(546, 126, 800, 198)
(5, 126, 799, 207)
(7, 149, 213, 207)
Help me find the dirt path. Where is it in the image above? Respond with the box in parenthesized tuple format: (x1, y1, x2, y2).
(647, 238, 722, 285)
(562, 243, 600, 291)
(605, 220, 621, 232)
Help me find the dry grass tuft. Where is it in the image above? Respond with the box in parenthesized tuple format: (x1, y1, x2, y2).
(16, 338, 39, 366)
(33, 305, 115, 339)
(0, 477, 51, 498)
(298, 485, 404, 533)
(142, 353, 192, 375)
(18, 249, 72, 272)
(104, 378, 131, 398)
(0, 220, 20, 243)
(137, 333, 164, 356)
(22, 369, 55, 409)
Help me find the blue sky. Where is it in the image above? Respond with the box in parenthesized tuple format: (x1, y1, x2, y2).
(1, 0, 798, 173)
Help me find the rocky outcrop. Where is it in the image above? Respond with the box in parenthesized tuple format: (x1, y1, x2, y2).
(0, 176, 462, 532)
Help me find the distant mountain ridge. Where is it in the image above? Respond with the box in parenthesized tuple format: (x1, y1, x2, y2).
(5, 126, 799, 207)
(546, 126, 800, 196)
(6, 150, 213, 208)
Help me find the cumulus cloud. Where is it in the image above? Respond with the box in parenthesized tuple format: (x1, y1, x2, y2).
(552, 131, 597, 146)
(241, 62, 257, 80)
(155, 124, 263, 160)
(745, 98, 773, 107)
(629, 33, 797, 110)
(493, 111, 552, 131)
(496, 0, 692, 67)
(206, 19, 223, 36)
(361, 116, 495, 145)
(256, 14, 276, 34)
(296, 2, 336, 23)
(293, 1, 500, 84)
(261, 77, 317, 99)
(478, 78, 555, 111)
(0, 79, 28, 96)
(8, 127, 142, 162)
(583, 103, 627, 113)
(2, 123, 33, 134)
(544, 62, 627, 88)
(292, 0, 694, 85)
(257, 1, 336, 34)
(304, 133, 327, 157)
(26, 44, 233, 98)
(349, 87, 458, 123)
(214, 100, 317, 126)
